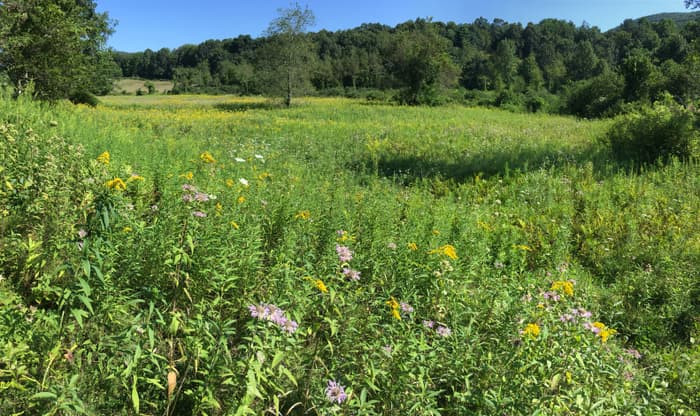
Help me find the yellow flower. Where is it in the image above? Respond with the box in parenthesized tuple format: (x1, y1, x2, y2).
(180, 171, 194, 180)
(429, 244, 458, 260)
(522, 323, 540, 338)
(200, 151, 216, 163)
(407, 242, 418, 251)
(314, 279, 328, 293)
(105, 177, 126, 191)
(237, 196, 246, 204)
(592, 322, 617, 343)
(551, 280, 574, 297)
(386, 297, 401, 320)
(122, 226, 132, 233)
(127, 174, 144, 182)
(225, 179, 235, 188)
(514, 244, 533, 252)
(295, 210, 311, 220)
(96, 151, 110, 165)
(257, 172, 271, 181)
(215, 202, 223, 215)
(230, 221, 239, 230)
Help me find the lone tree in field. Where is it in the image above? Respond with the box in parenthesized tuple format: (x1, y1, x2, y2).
(257, 3, 316, 106)
(0, 0, 116, 101)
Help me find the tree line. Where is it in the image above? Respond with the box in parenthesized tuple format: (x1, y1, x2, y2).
(113, 12, 700, 114)
(1, 1, 699, 114)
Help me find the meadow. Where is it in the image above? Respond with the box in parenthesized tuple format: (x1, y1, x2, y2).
(0, 93, 698, 415)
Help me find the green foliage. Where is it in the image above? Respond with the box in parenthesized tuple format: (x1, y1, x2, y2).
(256, 3, 316, 106)
(69, 90, 100, 107)
(0, 0, 116, 100)
(605, 97, 699, 164)
(565, 70, 625, 118)
(1, 95, 698, 414)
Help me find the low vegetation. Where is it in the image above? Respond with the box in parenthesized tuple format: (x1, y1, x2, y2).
(1, 93, 698, 415)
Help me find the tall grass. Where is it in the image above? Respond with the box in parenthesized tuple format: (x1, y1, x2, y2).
(1, 94, 698, 415)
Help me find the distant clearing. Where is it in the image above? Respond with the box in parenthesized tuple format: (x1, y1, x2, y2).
(111, 78, 174, 94)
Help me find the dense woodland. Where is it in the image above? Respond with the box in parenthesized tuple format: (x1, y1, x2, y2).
(113, 13, 700, 114)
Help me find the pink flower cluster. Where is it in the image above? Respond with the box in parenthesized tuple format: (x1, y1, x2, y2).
(248, 303, 298, 334)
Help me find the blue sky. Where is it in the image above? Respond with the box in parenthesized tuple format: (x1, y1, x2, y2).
(95, 0, 693, 52)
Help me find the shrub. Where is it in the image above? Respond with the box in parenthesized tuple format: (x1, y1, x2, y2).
(605, 97, 698, 164)
(564, 70, 624, 118)
(69, 90, 100, 107)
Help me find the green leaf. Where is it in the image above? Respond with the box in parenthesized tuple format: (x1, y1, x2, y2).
(31, 391, 57, 400)
(131, 375, 140, 414)
(81, 259, 91, 278)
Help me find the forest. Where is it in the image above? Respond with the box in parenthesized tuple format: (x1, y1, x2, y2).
(113, 12, 700, 114)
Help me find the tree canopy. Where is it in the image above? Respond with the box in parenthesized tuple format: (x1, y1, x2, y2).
(256, 2, 316, 106)
(0, 0, 115, 101)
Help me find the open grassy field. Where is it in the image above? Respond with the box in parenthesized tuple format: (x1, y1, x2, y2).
(1, 94, 698, 415)
(111, 78, 175, 95)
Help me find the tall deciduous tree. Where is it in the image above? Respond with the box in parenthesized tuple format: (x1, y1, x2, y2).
(257, 3, 315, 106)
(389, 19, 459, 105)
(0, 0, 115, 100)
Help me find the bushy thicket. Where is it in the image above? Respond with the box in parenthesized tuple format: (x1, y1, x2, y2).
(605, 97, 699, 164)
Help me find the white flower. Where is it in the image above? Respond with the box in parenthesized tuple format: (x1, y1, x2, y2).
(239, 178, 249, 186)
(234, 157, 246, 162)
(254, 154, 264, 159)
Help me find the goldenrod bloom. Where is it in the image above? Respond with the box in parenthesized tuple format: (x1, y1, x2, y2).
(200, 151, 216, 163)
(314, 279, 328, 293)
(96, 151, 110, 165)
(551, 280, 574, 297)
(429, 244, 458, 260)
(592, 322, 617, 343)
(522, 323, 540, 338)
(105, 177, 126, 191)
(407, 242, 418, 251)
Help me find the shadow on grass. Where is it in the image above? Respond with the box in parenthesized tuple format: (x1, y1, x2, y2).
(214, 101, 284, 112)
(360, 144, 613, 184)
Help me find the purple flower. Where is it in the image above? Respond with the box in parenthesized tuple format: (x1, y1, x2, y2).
(194, 192, 210, 202)
(583, 322, 600, 334)
(624, 348, 642, 359)
(436, 325, 452, 337)
(248, 304, 270, 319)
(182, 194, 194, 202)
(335, 244, 353, 262)
(342, 267, 361, 281)
(192, 211, 207, 218)
(182, 184, 197, 192)
(267, 306, 287, 325)
(281, 319, 298, 334)
(542, 291, 560, 302)
(559, 314, 576, 323)
(422, 320, 435, 329)
(325, 380, 348, 404)
(400, 302, 414, 313)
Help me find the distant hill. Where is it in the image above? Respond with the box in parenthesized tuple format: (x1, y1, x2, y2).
(634, 10, 700, 26)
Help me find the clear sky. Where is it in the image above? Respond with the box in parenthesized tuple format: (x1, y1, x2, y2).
(95, 0, 693, 52)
